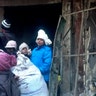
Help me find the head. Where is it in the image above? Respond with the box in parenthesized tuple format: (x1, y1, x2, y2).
(36, 29, 52, 46)
(5, 40, 17, 55)
(19, 42, 30, 55)
(1, 19, 11, 31)
(36, 38, 45, 46)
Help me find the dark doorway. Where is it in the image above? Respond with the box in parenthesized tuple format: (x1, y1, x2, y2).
(4, 3, 62, 49)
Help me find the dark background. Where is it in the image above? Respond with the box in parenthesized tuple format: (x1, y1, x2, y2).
(4, 3, 62, 49)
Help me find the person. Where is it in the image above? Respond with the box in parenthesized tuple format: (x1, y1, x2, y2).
(0, 19, 15, 51)
(0, 50, 20, 96)
(30, 29, 52, 86)
(5, 40, 17, 56)
(11, 42, 49, 96)
(18, 42, 31, 58)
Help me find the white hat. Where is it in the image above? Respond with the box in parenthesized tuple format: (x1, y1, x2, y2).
(5, 40, 17, 49)
(37, 29, 52, 45)
(19, 42, 29, 52)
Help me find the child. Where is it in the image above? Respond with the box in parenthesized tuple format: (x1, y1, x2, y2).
(5, 40, 17, 56)
(18, 42, 31, 58)
(11, 42, 49, 96)
(30, 29, 52, 86)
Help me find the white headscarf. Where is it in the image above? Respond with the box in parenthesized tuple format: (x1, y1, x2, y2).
(19, 42, 29, 52)
(18, 42, 31, 55)
(36, 29, 52, 45)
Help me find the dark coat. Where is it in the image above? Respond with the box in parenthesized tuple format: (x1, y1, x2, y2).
(0, 30, 15, 51)
(0, 70, 20, 96)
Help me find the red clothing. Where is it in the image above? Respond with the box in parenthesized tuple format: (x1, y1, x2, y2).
(0, 52, 17, 71)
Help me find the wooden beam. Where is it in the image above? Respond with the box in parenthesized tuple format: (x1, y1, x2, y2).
(0, 0, 61, 6)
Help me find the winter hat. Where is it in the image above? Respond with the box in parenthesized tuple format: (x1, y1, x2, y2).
(1, 19, 11, 30)
(5, 40, 17, 49)
(36, 29, 52, 45)
(19, 42, 29, 52)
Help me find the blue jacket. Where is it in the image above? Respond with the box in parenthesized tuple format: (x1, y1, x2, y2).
(30, 45, 52, 82)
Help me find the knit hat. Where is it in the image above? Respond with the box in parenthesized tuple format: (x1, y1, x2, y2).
(19, 42, 29, 52)
(1, 19, 11, 30)
(5, 40, 17, 49)
(36, 29, 52, 45)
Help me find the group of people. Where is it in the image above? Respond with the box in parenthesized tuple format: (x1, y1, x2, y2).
(0, 19, 53, 96)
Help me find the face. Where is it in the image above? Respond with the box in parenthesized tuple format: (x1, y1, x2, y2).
(36, 38, 45, 46)
(21, 47, 28, 55)
(6, 48, 16, 55)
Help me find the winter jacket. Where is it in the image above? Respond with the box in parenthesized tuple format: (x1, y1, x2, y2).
(11, 53, 49, 96)
(30, 45, 52, 82)
(0, 52, 17, 71)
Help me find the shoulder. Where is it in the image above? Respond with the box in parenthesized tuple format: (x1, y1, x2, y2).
(44, 45, 52, 51)
(0, 32, 4, 36)
(32, 46, 52, 52)
(5, 32, 13, 37)
(17, 53, 29, 61)
(32, 47, 39, 52)
(17, 53, 25, 58)
(5, 32, 15, 39)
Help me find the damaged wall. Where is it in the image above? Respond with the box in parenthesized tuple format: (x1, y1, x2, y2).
(49, 0, 96, 96)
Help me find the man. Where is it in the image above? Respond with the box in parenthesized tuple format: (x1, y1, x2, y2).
(0, 19, 15, 51)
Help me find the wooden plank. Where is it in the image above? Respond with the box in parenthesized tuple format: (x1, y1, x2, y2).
(49, 15, 66, 96)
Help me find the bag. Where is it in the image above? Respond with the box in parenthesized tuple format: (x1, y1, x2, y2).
(0, 71, 20, 96)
